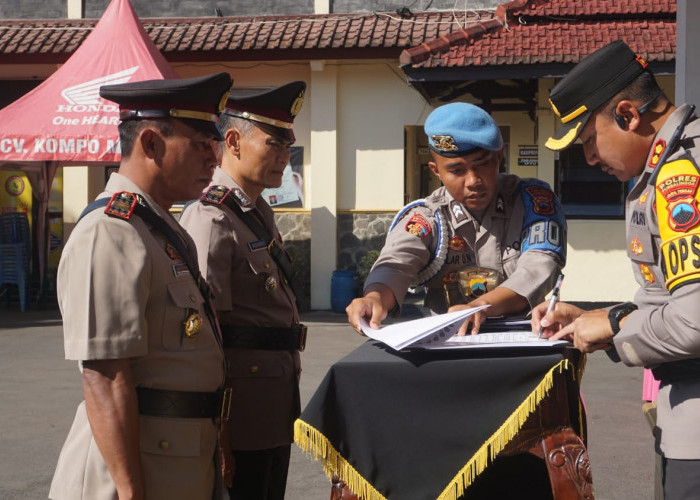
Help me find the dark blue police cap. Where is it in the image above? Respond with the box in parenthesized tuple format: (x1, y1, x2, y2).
(223, 81, 306, 142)
(99, 72, 233, 140)
(546, 40, 649, 151)
(424, 103, 503, 157)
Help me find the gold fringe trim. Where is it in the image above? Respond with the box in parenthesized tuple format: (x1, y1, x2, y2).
(295, 358, 581, 500)
(295, 419, 387, 500)
(435, 359, 573, 500)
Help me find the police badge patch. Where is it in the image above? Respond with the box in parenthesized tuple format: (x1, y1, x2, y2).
(524, 185, 555, 215)
(405, 214, 431, 239)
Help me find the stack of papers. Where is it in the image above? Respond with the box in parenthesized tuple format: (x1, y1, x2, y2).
(359, 307, 570, 351)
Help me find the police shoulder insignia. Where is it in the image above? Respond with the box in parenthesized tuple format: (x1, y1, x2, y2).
(105, 191, 138, 220)
(524, 184, 555, 215)
(648, 139, 666, 169)
(405, 213, 431, 239)
(655, 157, 700, 292)
(201, 185, 231, 205)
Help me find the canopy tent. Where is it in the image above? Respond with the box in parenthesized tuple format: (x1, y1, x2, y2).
(0, 0, 178, 304)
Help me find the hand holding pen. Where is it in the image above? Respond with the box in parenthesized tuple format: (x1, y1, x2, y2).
(537, 274, 564, 339)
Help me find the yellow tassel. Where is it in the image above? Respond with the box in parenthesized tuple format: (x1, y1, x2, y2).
(294, 420, 387, 500)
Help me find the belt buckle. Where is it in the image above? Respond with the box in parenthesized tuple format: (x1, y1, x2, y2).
(220, 388, 233, 421)
(297, 324, 307, 352)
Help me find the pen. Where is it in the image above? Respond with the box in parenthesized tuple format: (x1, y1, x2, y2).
(537, 274, 564, 339)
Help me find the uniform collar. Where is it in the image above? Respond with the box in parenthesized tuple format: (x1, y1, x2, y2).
(443, 187, 507, 228)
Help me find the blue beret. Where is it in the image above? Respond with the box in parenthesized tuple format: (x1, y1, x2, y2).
(424, 103, 503, 157)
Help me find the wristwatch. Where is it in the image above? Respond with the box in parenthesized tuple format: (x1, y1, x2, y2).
(608, 302, 638, 336)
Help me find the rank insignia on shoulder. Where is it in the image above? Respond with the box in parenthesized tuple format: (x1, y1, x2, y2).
(201, 185, 231, 205)
(648, 139, 666, 169)
(405, 213, 431, 239)
(105, 191, 138, 220)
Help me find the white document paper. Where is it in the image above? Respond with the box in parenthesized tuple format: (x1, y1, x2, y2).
(360, 307, 570, 351)
(359, 306, 489, 351)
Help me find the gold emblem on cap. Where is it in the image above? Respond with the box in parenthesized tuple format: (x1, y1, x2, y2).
(290, 90, 305, 117)
(183, 312, 203, 338)
(432, 135, 459, 152)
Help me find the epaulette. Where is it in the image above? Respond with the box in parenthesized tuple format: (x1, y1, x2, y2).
(200, 185, 231, 205)
(104, 191, 138, 220)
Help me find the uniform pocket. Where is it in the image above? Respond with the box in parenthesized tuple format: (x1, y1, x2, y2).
(139, 415, 202, 457)
(163, 280, 207, 351)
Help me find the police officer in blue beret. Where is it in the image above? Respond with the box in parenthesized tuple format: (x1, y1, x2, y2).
(50, 73, 232, 500)
(347, 102, 567, 335)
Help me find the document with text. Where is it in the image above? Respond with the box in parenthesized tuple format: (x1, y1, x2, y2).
(360, 307, 571, 351)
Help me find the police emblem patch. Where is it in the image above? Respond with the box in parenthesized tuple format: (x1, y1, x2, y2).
(104, 191, 137, 219)
(657, 174, 700, 232)
(405, 214, 431, 239)
(648, 139, 666, 169)
(524, 185, 555, 215)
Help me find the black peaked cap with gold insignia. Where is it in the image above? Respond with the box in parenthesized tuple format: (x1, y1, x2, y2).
(223, 81, 306, 142)
(99, 72, 233, 141)
(546, 40, 649, 151)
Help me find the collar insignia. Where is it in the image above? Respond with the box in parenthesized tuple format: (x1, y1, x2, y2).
(451, 201, 468, 223)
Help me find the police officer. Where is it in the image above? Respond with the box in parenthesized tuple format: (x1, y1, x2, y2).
(347, 102, 567, 334)
(180, 81, 306, 500)
(533, 40, 700, 499)
(49, 73, 232, 500)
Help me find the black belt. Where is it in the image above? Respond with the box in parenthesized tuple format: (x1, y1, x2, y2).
(136, 387, 232, 420)
(220, 324, 307, 352)
(652, 358, 700, 384)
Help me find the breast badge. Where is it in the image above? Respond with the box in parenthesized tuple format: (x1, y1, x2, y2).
(405, 214, 431, 239)
(456, 267, 504, 299)
(183, 310, 203, 338)
(264, 275, 278, 293)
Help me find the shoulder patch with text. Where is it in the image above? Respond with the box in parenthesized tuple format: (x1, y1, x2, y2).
(656, 156, 700, 292)
(519, 180, 566, 260)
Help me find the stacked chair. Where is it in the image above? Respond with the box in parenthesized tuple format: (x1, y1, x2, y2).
(0, 212, 31, 311)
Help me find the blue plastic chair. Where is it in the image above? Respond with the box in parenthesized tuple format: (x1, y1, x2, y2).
(0, 213, 30, 311)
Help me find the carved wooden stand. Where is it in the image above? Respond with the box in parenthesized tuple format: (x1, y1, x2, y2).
(329, 358, 594, 500)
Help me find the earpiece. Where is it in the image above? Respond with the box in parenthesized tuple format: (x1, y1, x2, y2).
(613, 110, 627, 129)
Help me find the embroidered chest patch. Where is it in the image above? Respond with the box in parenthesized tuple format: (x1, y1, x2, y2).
(405, 214, 431, 239)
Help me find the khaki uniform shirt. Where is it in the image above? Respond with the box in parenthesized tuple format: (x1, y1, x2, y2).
(365, 174, 566, 314)
(614, 104, 700, 459)
(50, 174, 225, 500)
(180, 167, 301, 451)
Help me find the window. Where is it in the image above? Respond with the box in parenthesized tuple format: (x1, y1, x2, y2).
(555, 144, 627, 219)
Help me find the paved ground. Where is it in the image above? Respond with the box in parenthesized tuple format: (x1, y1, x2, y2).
(0, 306, 655, 499)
